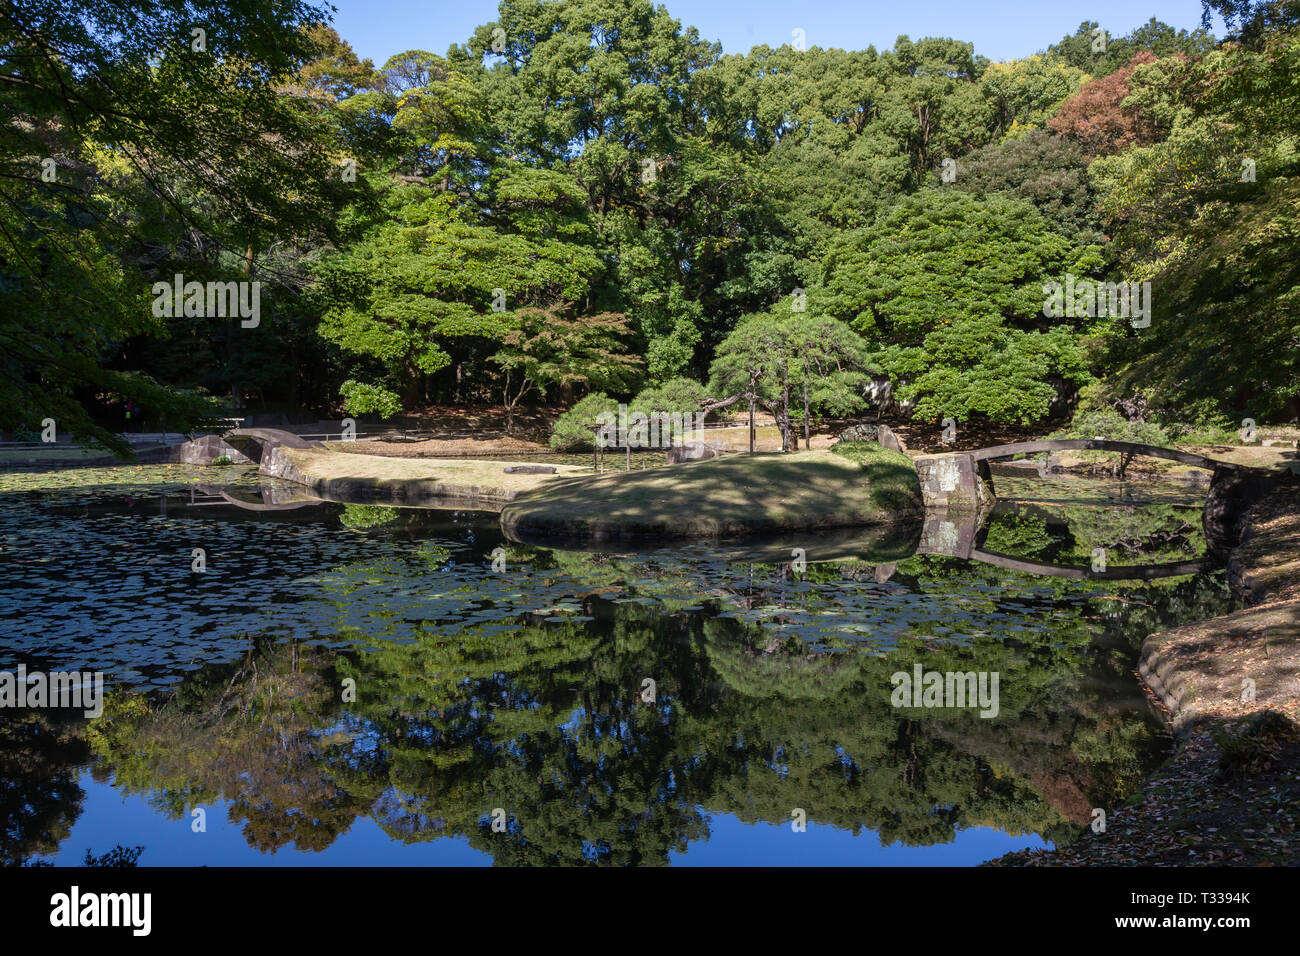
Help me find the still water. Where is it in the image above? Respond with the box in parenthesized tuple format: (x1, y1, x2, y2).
(0, 467, 1233, 865)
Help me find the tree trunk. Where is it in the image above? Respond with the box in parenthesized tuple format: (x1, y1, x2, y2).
(803, 381, 810, 450)
(748, 397, 755, 454)
(502, 373, 528, 436)
(403, 364, 422, 411)
(779, 386, 791, 452)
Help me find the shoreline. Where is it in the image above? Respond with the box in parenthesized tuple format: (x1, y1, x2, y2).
(991, 483, 1300, 866)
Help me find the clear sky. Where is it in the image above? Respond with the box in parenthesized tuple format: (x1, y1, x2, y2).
(325, 0, 1226, 66)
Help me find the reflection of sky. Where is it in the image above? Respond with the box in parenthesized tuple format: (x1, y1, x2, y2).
(671, 815, 1047, 867)
(37, 773, 1045, 867)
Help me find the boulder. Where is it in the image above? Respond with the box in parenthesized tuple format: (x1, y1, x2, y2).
(503, 465, 556, 474)
(667, 441, 721, 464)
(838, 423, 906, 453)
(838, 424, 879, 443)
(877, 424, 906, 454)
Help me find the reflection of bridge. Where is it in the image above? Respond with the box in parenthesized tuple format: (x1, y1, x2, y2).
(188, 483, 323, 512)
(914, 439, 1273, 562)
(914, 509, 1212, 580)
(171, 427, 322, 466)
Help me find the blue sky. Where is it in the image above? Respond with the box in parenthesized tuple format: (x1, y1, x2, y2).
(326, 0, 1226, 66)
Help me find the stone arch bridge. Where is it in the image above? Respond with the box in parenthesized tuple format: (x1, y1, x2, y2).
(914, 439, 1274, 560)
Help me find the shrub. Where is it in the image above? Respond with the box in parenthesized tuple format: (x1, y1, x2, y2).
(550, 393, 618, 451)
(1052, 404, 1171, 446)
(339, 380, 402, 419)
(1048, 394, 1174, 475)
(630, 378, 710, 419)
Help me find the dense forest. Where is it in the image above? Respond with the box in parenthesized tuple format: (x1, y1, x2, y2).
(3, 0, 1298, 454)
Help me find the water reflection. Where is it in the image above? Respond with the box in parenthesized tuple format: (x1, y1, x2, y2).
(0, 470, 1234, 865)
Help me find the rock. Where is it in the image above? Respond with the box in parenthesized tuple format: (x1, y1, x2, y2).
(667, 441, 720, 464)
(877, 424, 906, 454)
(502, 465, 556, 474)
(838, 424, 880, 443)
(838, 423, 906, 453)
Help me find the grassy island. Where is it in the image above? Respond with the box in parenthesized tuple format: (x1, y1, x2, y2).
(500, 443, 921, 540)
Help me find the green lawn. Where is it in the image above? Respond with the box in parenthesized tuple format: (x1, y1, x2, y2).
(500, 444, 920, 540)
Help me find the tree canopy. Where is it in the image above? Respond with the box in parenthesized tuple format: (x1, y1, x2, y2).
(5, 0, 1297, 446)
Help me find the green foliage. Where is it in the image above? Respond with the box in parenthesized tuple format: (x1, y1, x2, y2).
(630, 378, 710, 418)
(1088, 27, 1300, 420)
(982, 513, 1056, 558)
(6, 0, 1297, 441)
(950, 130, 1103, 242)
(491, 306, 642, 432)
(0, 0, 341, 451)
(822, 189, 1097, 424)
(1044, 18, 1216, 77)
(550, 393, 619, 451)
(979, 56, 1087, 141)
(339, 504, 400, 529)
(709, 312, 875, 449)
(338, 380, 403, 419)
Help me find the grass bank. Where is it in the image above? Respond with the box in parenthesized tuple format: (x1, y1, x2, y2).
(279, 447, 589, 502)
(500, 443, 920, 541)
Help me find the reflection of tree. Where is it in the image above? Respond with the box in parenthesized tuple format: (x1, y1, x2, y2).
(701, 619, 859, 700)
(0, 713, 88, 865)
(77, 530, 1234, 864)
(87, 639, 367, 853)
(981, 502, 1207, 567)
(338, 504, 400, 530)
(982, 513, 1056, 559)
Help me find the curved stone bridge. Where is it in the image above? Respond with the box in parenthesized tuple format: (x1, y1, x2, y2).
(915, 438, 1275, 557)
(968, 439, 1249, 471)
(914, 509, 1213, 579)
(170, 427, 323, 467)
(915, 439, 1259, 511)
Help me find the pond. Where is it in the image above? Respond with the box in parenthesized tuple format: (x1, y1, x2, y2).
(0, 465, 1235, 866)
